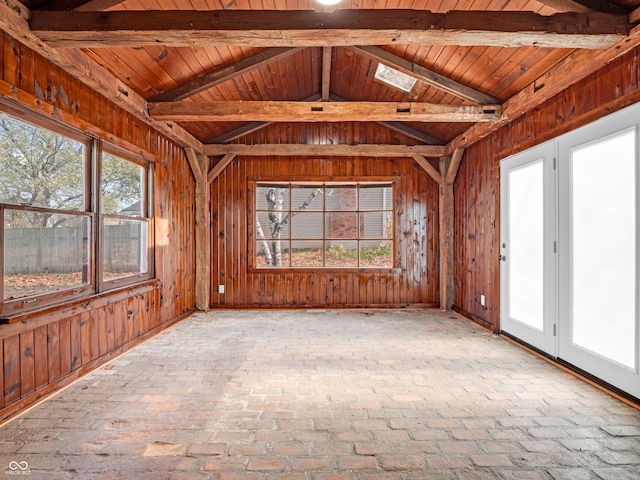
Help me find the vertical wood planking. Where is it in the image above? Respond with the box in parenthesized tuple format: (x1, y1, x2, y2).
(34, 325, 48, 390)
(209, 124, 439, 308)
(3, 335, 20, 404)
(1, 34, 195, 419)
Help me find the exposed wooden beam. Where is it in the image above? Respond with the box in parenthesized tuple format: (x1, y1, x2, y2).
(29, 10, 629, 49)
(439, 156, 454, 310)
(321, 47, 332, 102)
(206, 93, 323, 144)
(150, 47, 305, 102)
(445, 148, 465, 185)
(204, 144, 445, 158)
(631, 7, 640, 24)
(535, 0, 627, 14)
(149, 101, 501, 123)
(207, 153, 237, 183)
(377, 122, 443, 145)
(194, 152, 212, 310)
(446, 25, 640, 154)
(184, 147, 203, 180)
(207, 121, 275, 144)
(41, 0, 126, 11)
(350, 46, 499, 105)
(412, 155, 442, 185)
(0, 0, 203, 152)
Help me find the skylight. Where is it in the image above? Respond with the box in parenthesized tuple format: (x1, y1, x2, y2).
(374, 63, 417, 93)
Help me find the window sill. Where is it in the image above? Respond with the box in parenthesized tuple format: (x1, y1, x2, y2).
(0, 279, 160, 325)
(248, 267, 402, 275)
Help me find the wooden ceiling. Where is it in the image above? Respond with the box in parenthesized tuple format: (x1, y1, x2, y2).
(9, 0, 640, 152)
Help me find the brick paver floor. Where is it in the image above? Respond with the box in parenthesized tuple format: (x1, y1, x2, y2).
(1, 309, 639, 479)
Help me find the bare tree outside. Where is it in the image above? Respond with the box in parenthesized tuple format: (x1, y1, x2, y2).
(256, 186, 322, 267)
(255, 183, 393, 268)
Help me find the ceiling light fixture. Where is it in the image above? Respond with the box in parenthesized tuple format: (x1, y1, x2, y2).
(316, 0, 343, 5)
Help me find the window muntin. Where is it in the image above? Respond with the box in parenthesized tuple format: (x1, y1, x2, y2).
(100, 151, 151, 287)
(255, 182, 393, 268)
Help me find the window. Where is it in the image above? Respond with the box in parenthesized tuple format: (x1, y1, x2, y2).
(0, 105, 153, 316)
(1, 110, 92, 314)
(100, 150, 152, 287)
(254, 182, 393, 268)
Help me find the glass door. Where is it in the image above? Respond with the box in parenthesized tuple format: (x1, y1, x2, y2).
(558, 119, 640, 398)
(500, 141, 557, 356)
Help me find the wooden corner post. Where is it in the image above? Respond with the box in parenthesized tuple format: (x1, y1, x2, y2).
(186, 148, 211, 311)
(439, 148, 464, 310)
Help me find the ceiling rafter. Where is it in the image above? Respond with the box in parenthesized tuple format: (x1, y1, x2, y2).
(40, 0, 126, 11)
(148, 101, 502, 123)
(29, 10, 630, 49)
(149, 47, 306, 103)
(349, 45, 500, 105)
(446, 25, 640, 154)
(0, 0, 203, 152)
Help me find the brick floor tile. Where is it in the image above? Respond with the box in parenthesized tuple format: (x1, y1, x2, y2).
(0, 309, 638, 479)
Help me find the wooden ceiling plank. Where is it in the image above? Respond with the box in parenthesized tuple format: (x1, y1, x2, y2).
(321, 46, 332, 102)
(376, 121, 443, 145)
(30, 10, 629, 49)
(631, 7, 640, 24)
(150, 47, 305, 102)
(535, 0, 628, 14)
(208, 121, 275, 144)
(148, 101, 502, 122)
(0, 0, 203, 152)
(350, 45, 499, 105)
(203, 143, 446, 158)
(532, 0, 590, 13)
(446, 26, 640, 154)
(41, 0, 126, 11)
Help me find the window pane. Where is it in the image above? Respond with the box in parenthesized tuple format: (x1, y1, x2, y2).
(326, 186, 357, 211)
(102, 153, 144, 216)
(0, 113, 85, 210)
(256, 185, 290, 211)
(359, 212, 393, 239)
(360, 240, 393, 267)
(256, 211, 290, 239)
(327, 212, 358, 239)
(360, 184, 392, 210)
(103, 218, 148, 280)
(256, 240, 290, 267)
(291, 241, 323, 267)
(508, 160, 544, 331)
(291, 212, 324, 239)
(4, 210, 90, 300)
(571, 129, 636, 368)
(326, 240, 358, 267)
(291, 185, 323, 211)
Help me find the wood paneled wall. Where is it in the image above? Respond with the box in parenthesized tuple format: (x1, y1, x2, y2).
(0, 33, 195, 422)
(454, 46, 640, 332)
(210, 123, 440, 308)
